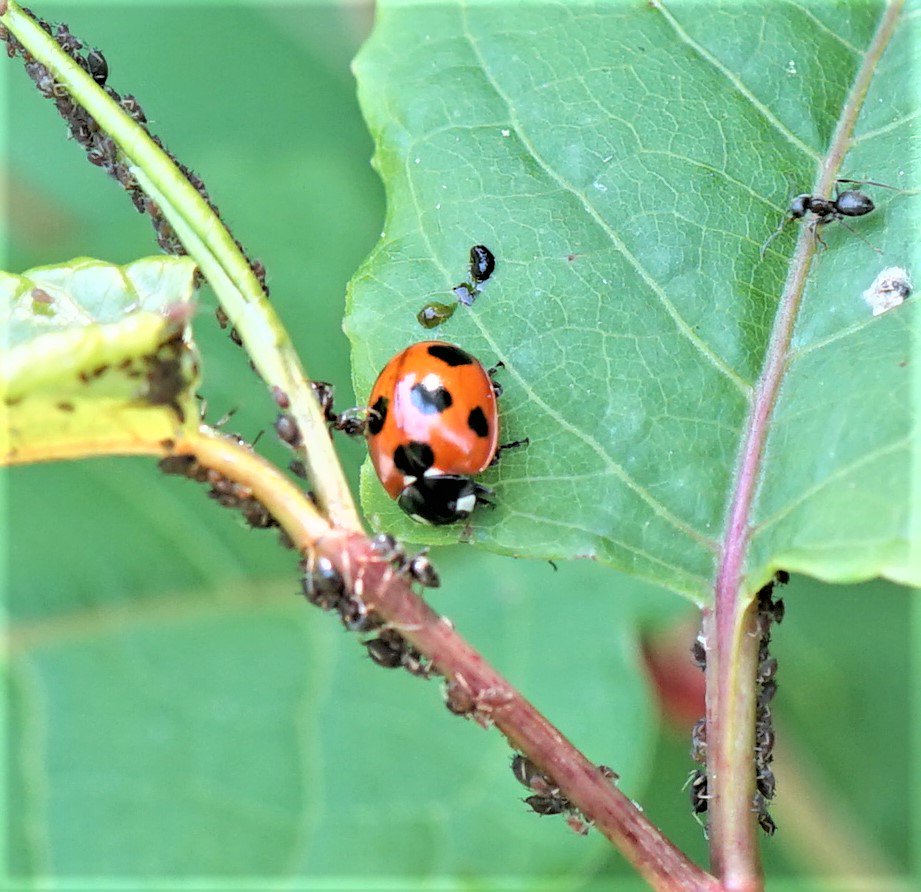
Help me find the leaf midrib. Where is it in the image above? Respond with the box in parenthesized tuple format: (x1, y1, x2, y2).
(713, 0, 906, 609)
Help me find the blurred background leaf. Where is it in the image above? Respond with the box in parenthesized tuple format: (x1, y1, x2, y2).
(2, 2, 917, 888)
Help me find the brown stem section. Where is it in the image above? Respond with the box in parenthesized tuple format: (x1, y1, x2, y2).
(706, 3, 905, 888)
(328, 530, 720, 892)
(6, 425, 717, 890)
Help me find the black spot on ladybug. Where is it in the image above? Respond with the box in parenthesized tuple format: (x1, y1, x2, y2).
(467, 406, 490, 437)
(368, 396, 388, 435)
(393, 441, 435, 476)
(410, 383, 453, 414)
(427, 343, 473, 367)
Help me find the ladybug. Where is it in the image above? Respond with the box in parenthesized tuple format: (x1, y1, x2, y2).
(366, 341, 500, 525)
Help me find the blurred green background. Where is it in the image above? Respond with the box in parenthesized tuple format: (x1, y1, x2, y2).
(2, 2, 917, 887)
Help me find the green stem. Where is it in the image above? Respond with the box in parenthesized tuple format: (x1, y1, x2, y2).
(1, 0, 362, 531)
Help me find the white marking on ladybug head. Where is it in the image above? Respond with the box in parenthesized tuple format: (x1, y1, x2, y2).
(455, 493, 477, 516)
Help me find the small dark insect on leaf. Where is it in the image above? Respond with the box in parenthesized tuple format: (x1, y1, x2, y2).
(469, 244, 495, 283)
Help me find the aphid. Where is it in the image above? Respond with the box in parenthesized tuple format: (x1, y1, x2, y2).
(688, 769, 709, 814)
(271, 385, 290, 409)
(757, 679, 778, 708)
(469, 244, 496, 284)
(691, 633, 706, 670)
(525, 793, 569, 816)
(417, 301, 457, 329)
(756, 765, 776, 799)
(274, 413, 301, 447)
(755, 724, 775, 763)
(752, 793, 777, 836)
(452, 284, 475, 307)
(310, 380, 336, 422)
(405, 551, 440, 588)
(120, 93, 147, 123)
(86, 48, 107, 86)
(339, 596, 371, 631)
(443, 678, 476, 716)
(511, 754, 555, 796)
(301, 556, 345, 611)
(366, 636, 404, 669)
(691, 717, 707, 763)
(365, 341, 503, 525)
(757, 656, 778, 684)
(598, 764, 619, 782)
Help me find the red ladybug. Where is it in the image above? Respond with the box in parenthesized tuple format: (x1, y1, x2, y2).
(366, 341, 500, 525)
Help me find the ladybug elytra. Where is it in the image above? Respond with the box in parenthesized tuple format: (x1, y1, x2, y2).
(366, 341, 500, 525)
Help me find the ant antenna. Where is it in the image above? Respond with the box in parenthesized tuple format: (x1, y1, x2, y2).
(759, 218, 789, 260)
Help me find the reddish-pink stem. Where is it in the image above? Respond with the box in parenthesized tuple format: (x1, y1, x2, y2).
(706, 4, 905, 889)
(327, 531, 720, 892)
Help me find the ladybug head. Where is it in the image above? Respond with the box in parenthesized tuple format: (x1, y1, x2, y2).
(398, 474, 493, 525)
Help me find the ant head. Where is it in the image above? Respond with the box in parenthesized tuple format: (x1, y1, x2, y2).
(788, 194, 812, 218)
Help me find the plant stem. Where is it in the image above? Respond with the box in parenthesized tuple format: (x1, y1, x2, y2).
(0, 0, 362, 531)
(7, 414, 717, 889)
(706, 3, 905, 887)
(330, 530, 722, 892)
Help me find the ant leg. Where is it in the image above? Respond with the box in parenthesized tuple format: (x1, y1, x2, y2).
(836, 219, 883, 254)
(809, 221, 829, 251)
(836, 177, 904, 193)
(489, 437, 530, 467)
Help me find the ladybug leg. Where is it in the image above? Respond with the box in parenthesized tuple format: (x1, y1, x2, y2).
(489, 437, 530, 468)
(488, 361, 505, 397)
(473, 482, 496, 509)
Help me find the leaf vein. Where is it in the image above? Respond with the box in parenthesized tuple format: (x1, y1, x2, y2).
(752, 437, 910, 535)
(460, 7, 753, 397)
(651, 0, 822, 162)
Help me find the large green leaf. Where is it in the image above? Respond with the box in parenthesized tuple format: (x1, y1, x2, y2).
(348, 1, 920, 602)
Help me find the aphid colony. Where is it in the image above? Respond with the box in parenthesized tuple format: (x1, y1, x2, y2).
(510, 754, 618, 836)
(689, 571, 787, 836)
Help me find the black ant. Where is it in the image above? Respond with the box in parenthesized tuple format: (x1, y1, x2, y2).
(760, 178, 899, 259)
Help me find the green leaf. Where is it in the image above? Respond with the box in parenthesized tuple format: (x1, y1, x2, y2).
(2, 256, 200, 460)
(7, 545, 683, 879)
(348, 1, 920, 601)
